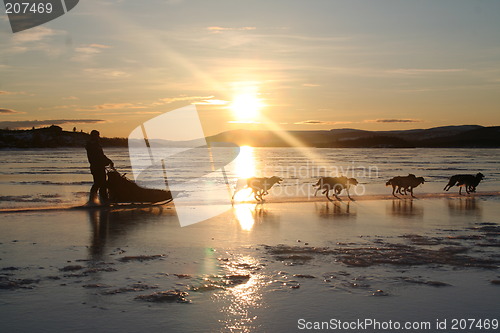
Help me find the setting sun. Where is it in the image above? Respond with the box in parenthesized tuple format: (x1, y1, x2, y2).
(230, 93, 264, 122)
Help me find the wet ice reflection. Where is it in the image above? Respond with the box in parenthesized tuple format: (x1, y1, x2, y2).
(217, 256, 267, 333)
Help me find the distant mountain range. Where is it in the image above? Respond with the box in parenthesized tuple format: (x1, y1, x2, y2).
(207, 125, 500, 148)
(1, 124, 499, 148)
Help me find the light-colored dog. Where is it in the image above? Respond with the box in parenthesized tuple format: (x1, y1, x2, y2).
(232, 176, 283, 202)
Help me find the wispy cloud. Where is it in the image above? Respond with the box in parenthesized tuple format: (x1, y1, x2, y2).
(77, 103, 147, 112)
(302, 83, 321, 87)
(0, 90, 26, 95)
(366, 119, 422, 123)
(294, 120, 354, 125)
(11, 26, 61, 43)
(193, 99, 229, 105)
(37, 105, 78, 111)
(387, 68, 466, 75)
(95, 111, 162, 116)
(72, 44, 111, 62)
(207, 26, 256, 33)
(0, 108, 23, 114)
(157, 95, 214, 104)
(0, 119, 105, 129)
(8, 27, 65, 55)
(77, 96, 224, 114)
(84, 68, 131, 78)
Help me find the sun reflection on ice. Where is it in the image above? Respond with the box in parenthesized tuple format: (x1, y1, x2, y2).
(233, 203, 256, 231)
(232, 146, 257, 202)
(218, 256, 268, 333)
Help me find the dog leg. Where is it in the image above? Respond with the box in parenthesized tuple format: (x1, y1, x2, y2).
(346, 189, 354, 201)
(392, 186, 399, 198)
(398, 186, 405, 195)
(231, 190, 239, 201)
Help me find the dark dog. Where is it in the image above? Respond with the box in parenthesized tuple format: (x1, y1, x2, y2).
(386, 174, 425, 198)
(313, 176, 358, 201)
(232, 176, 283, 202)
(444, 172, 484, 195)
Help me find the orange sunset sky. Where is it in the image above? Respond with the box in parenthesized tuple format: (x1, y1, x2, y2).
(1, 0, 499, 137)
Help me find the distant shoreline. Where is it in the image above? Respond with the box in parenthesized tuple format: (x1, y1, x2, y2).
(1, 124, 499, 148)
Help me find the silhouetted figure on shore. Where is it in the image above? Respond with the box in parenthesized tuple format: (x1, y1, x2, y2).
(86, 130, 113, 205)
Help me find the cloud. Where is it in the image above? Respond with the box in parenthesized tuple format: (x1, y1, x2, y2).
(207, 26, 256, 33)
(0, 108, 22, 114)
(37, 105, 78, 111)
(157, 95, 214, 104)
(366, 119, 422, 123)
(11, 26, 60, 43)
(77, 96, 226, 114)
(302, 83, 321, 87)
(294, 120, 354, 125)
(7, 27, 65, 55)
(77, 103, 147, 112)
(387, 68, 466, 75)
(96, 111, 162, 116)
(0, 90, 26, 95)
(0, 119, 105, 129)
(193, 99, 229, 105)
(73, 44, 111, 62)
(84, 68, 131, 78)
(88, 44, 111, 49)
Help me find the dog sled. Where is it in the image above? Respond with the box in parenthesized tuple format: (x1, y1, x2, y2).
(106, 168, 173, 205)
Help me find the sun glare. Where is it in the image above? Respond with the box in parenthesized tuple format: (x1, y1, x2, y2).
(230, 93, 263, 122)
